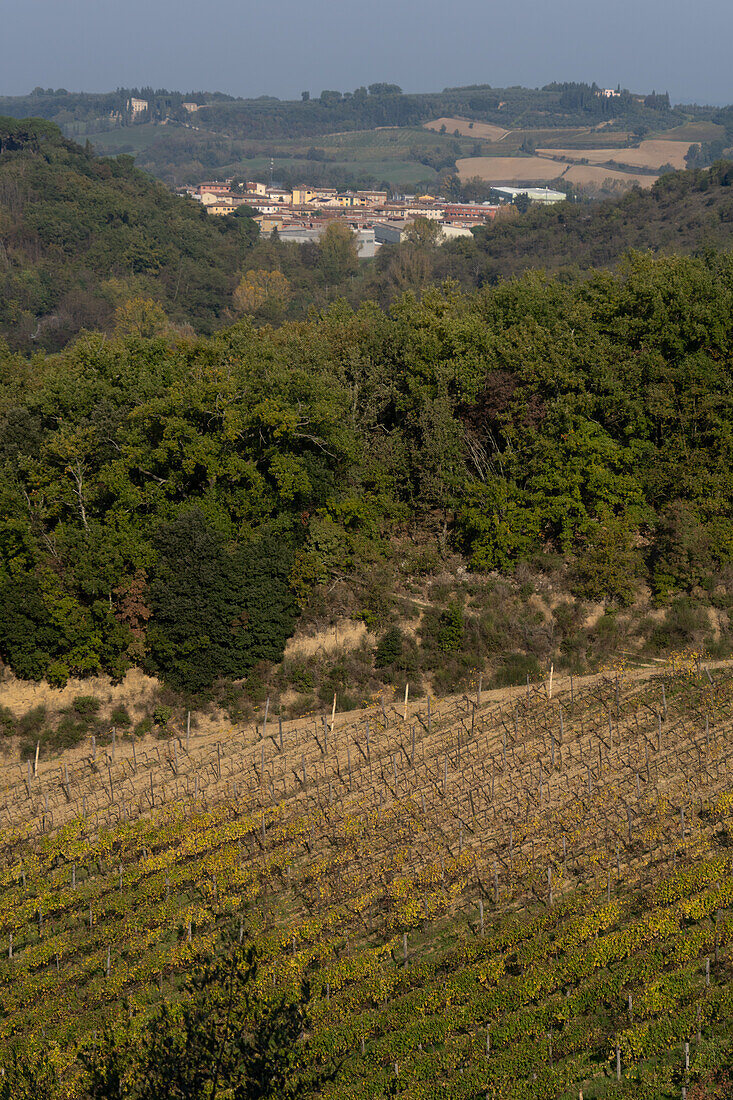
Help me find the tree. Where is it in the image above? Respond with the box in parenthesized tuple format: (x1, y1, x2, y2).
(317, 222, 359, 285)
(147, 511, 297, 691)
(113, 297, 170, 338)
(403, 216, 444, 248)
(81, 935, 330, 1099)
(233, 269, 290, 318)
(368, 83, 402, 96)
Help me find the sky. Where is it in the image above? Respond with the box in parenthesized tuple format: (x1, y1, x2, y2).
(1, 0, 731, 106)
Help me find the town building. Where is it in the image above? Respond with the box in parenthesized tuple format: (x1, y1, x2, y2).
(491, 186, 566, 205)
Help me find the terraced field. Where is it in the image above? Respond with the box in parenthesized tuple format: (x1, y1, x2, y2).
(2, 658, 733, 1096)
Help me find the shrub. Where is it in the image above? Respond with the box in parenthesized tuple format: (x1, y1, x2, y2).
(286, 662, 316, 693)
(436, 604, 464, 653)
(374, 627, 405, 669)
(49, 717, 88, 751)
(490, 653, 542, 688)
(17, 706, 47, 737)
(152, 705, 173, 726)
(648, 597, 710, 653)
(110, 704, 132, 727)
(72, 695, 101, 718)
(0, 706, 14, 738)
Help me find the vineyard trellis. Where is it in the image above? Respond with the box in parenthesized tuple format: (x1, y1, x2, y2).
(0, 658, 732, 1097)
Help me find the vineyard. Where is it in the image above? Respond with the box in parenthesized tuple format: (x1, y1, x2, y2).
(1, 657, 733, 1097)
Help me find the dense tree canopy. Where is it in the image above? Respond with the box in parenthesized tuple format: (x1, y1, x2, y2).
(3, 249, 733, 687)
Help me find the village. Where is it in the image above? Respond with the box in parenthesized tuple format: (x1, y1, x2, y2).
(180, 178, 566, 254)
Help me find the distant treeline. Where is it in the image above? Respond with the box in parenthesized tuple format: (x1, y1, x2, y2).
(0, 80, 688, 141)
(3, 247, 733, 688)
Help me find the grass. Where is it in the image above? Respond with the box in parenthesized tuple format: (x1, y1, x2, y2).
(85, 123, 164, 155)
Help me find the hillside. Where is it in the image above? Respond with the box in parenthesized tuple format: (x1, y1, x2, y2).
(0, 117, 257, 349)
(1, 658, 733, 1097)
(5, 118, 733, 354)
(423, 161, 733, 288)
(0, 81, 709, 192)
(5, 244, 733, 699)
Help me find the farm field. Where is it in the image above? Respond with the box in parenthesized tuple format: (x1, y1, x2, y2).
(653, 121, 727, 143)
(424, 117, 510, 141)
(456, 154, 661, 187)
(455, 155, 573, 182)
(536, 139, 691, 170)
(561, 163, 659, 187)
(3, 656, 733, 1096)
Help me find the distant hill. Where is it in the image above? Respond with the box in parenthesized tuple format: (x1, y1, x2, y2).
(0, 81, 713, 193)
(0, 82, 687, 140)
(0, 117, 256, 349)
(422, 161, 733, 290)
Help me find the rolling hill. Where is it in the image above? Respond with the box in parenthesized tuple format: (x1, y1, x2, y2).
(0, 117, 256, 349)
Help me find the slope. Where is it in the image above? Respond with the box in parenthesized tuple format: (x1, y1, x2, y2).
(2, 657, 733, 1097)
(430, 161, 733, 286)
(0, 117, 256, 350)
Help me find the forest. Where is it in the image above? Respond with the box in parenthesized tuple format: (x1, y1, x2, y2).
(3, 242, 733, 695)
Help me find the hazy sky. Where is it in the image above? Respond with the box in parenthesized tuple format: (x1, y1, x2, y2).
(2, 0, 731, 105)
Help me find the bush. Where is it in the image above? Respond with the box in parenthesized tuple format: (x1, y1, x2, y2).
(286, 662, 316, 693)
(436, 604, 464, 653)
(648, 596, 710, 652)
(0, 706, 15, 738)
(110, 704, 132, 728)
(72, 695, 101, 718)
(17, 706, 47, 737)
(152, 705, 173, 726)
(49, 717, 88, 751)
(490, 653, 542, 688)
(375, 627, 405, 669)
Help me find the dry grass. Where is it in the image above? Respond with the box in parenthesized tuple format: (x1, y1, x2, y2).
(283, 619, 369, 660)
(456, 155, 569, 182)
(562, 163, 658, 188)
(537, 139, 690, 171)
(424, 117, 509, 142)
(0, 667, 160, 722)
